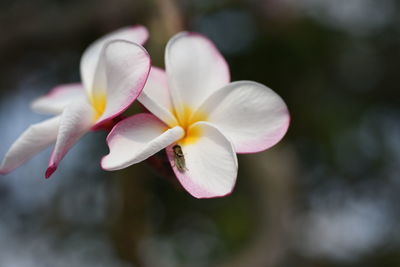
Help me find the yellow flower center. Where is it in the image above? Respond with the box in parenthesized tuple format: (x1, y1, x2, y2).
(172, 105, 207, 145)
(89, 92, 107, 121)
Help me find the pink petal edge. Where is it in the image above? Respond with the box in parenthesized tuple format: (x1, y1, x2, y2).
(45, 163, 57, 179)
(184, 32, 230, 82)
(100, 113, 166, 171)
(129, 25, 149, 44)
(92, 42, 152, 129)
(236, 110, 291, 154)
(165, 145, 235, 199)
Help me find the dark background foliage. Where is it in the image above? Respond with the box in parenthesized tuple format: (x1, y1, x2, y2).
(0, 0, 400, 266)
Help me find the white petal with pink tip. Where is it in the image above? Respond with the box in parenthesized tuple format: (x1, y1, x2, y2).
(80, 25, 148, 96)
(31, 83, 86, 115)
(166, 122, 238, 199)
(198, 81, 290, 153)
(46, 99, 94, 177)
(102, 113, 184, 171)
(94, 40, 151, 126)
(0, 117, 60, 174)
(165, 32, 230, 113)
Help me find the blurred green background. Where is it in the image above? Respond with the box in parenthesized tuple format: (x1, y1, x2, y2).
(1, 0, 400, 266)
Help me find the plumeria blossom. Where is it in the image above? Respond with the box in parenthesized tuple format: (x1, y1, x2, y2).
(0, 26, 151, 178)
(102, 32, 290, 198)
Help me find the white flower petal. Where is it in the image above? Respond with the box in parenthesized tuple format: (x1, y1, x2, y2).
(80, 25, 148, 97)
(0, 117, 60, 175)
(102, 113, 184, 171)
(46, 99, 94, 178)
(165, 32, 230, 114)
(138, 67, 177, 126)
(93, 40, 151, 126)
(198, 81, 290, 153)
(166, 122, 238, 199)
(30, 83, 86, 115)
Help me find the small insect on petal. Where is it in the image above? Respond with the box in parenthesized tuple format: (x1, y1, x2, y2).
(173, 144, 187, 172)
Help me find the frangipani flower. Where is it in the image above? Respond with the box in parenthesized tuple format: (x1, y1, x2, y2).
(102, 32, 290, 198)
(0, 26, 151, 178)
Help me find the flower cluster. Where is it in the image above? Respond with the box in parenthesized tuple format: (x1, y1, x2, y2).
(0, 26, 290, 198)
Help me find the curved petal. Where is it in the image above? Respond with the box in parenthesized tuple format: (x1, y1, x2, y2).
(46, 99, 94, 178)
(93, 40, 151, 127)
(80, 25, 148, 97)
(197, 81, 290, 153)
(138, 67, 177, 126)
(0, 117, 60, 174)
(31, 83, 86, 115)
(101, 113, 184, 171)
(166, 122, 238, 199)
(165, 32, 230, 116)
